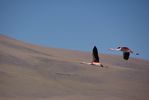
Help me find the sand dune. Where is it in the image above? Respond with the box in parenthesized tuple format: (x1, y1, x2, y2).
(0, 34, 149, 100)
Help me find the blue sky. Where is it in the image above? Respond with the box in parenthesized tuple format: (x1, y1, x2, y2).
(0, 0, 149, 60)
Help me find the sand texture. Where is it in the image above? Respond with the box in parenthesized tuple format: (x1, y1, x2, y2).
(0, 35, 149, 100)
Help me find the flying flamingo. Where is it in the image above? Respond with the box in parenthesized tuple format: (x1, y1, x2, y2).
(109, 47, 139, 60)
(81, 46, 103, 67)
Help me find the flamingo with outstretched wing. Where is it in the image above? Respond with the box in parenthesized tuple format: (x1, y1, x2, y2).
(109, 47, 139, 60)
(81, 46, 103, 67)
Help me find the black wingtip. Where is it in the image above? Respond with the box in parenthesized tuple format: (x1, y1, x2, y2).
(123, 52, 130, 60)
(92, 46, 99, 62)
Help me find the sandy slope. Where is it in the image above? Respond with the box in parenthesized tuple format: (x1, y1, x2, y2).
(0, 34, 149, 100)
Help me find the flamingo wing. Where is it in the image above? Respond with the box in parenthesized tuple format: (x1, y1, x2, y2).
(92, 46, 99, 62)
(123, 52, 130, 60)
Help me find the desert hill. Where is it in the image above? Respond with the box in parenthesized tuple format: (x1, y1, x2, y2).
(0, 34, 149, 100)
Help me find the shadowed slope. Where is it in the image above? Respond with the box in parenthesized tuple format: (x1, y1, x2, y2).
(0, 34, 149, 100)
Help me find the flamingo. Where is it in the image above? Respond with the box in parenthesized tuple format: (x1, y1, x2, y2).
(81, 46, 103, 67)
(109, 47, 138, 60)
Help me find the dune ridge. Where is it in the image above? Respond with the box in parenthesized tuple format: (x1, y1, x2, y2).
(0, 34, 149, 100)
